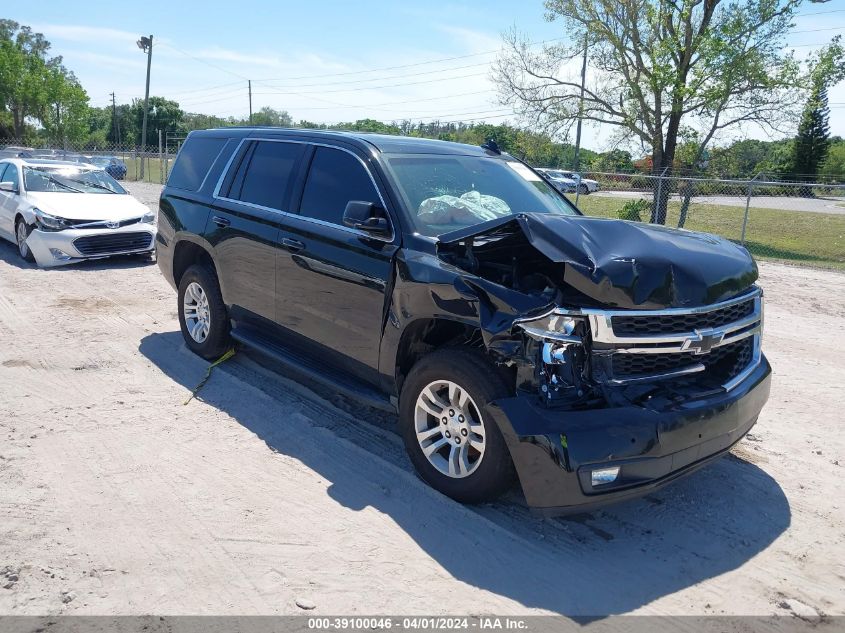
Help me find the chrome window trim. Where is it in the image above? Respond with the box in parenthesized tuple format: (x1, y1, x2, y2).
(211, 137, 395, 243)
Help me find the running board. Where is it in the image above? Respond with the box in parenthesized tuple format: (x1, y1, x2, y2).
(230, 327, 396, 412)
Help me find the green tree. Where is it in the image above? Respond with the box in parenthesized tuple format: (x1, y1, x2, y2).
(789, 38, 845, 180)
(0, 20, 88, 142)
(251, 106, 292, 127)
(820, 141, 845, 181)
(590, 149, 634, 172)
(184, 112, 232, 131)
(496, 0, 806, 223)
(41, 67, 90, 144)
(131, 97, 185, 146)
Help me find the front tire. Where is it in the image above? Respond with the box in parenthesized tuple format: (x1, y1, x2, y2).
(177, 264, 231, 360)
(15, 218, 35, 263)
(399, 348, 515, 503)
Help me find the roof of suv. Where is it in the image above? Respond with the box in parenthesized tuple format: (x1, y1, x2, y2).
(191, 127, 499, 157)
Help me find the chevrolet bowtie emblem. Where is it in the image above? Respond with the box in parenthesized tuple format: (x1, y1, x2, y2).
(681, 330, 725, 355)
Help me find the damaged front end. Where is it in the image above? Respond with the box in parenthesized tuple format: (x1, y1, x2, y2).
(433, 212, 772, 514)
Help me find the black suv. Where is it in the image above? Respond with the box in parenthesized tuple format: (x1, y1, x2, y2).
(157, 128, 771, 514)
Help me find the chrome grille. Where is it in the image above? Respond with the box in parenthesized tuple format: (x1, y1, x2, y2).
(611, 298, 755, 335)
(611, 338, 754, 383)
(582, 287, 763, 390)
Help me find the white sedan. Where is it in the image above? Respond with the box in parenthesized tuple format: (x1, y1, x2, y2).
(538, 169, 600, 194)
(0, 158, 156, 267)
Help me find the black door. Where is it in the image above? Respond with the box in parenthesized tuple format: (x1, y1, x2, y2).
(275, 145, 399, 386)
(205, 140, 305, 324)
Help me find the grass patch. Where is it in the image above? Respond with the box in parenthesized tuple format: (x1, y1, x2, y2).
(121, 157, 173, 184)
(573, 194, 845, 271)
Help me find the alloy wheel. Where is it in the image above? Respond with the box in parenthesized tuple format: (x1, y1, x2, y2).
(183, 282, 211, 343)
(16, 221, 29, 259)
(414, 379, 486, 478)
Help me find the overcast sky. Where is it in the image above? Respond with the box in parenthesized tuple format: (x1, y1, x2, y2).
(9, 0, 845, 152)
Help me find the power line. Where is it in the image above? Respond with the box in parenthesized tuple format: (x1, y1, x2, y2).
(795, 8, 845, 16)
(246, 36, 563, 82)
(789, 26, 845, 35)
(256, 61, 492, 90)
(251, 71, 489, 96)
(158, 42, 249, 80)
(166, 80, 245, 97)
(250, 50, 498, 84)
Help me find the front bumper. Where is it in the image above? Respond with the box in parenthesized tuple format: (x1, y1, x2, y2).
(25, 223, 156, 268)
(485, 354, 771, 514)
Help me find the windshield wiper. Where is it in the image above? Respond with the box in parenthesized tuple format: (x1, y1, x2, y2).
(65, 178, 119, 194)
(43, 175, 85, 193)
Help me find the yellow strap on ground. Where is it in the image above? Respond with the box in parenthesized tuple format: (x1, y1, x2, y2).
(183, 348, 236, 405)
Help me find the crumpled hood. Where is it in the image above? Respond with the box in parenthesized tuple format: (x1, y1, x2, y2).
(25, 192, 150, 222)
(440, 213, 758, 309)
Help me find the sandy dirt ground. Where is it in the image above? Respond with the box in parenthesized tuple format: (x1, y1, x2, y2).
(0, 182, 843, 618)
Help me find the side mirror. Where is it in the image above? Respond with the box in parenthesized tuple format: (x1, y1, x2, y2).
(0, 181, 17, 193)
(343, 200, 390, 236)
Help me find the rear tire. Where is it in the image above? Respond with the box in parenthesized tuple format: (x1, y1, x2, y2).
(177, 264, 231, 360)
(15, 218, 35, 263)
(399, 348, 515, 503)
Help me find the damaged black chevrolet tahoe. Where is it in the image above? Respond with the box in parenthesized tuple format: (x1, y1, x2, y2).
(156, 128, 771, 514)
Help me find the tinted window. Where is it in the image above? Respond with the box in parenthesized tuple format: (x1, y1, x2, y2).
(167, 136, 227, 191)
(0, 164, 9, 182)
(232, 141, 302, 210)
(300, 147, 379, 225)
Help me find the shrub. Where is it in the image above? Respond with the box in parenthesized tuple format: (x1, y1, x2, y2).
(617, 199, 650, 222)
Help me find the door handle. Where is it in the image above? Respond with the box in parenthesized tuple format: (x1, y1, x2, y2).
(281, 237, 306, 252)
(212, 216, 230, 227)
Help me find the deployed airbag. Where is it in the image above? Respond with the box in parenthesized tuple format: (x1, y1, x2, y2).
(418, 191, 511, 225)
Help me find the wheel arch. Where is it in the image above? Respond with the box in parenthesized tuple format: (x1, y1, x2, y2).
(172, 238, 217, 289)
(394, 317, 483, 396)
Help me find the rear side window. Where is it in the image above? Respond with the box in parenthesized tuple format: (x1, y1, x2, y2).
(299, 147, 380, 225)
(228, 141, 303, 210)
(167, 136, 227, 191)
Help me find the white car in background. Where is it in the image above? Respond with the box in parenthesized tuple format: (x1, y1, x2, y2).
(0, 159, 156, 267)
(538, 168, 600, 194)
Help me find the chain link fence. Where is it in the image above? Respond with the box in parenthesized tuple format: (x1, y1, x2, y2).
(0, 139, 181, 184)
(555, 170, 845, 271)
(2, 139, 843, 270)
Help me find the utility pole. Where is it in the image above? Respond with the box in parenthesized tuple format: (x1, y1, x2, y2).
(572, 32, 589, 207)
(572, 32, 589, 173)
(137, 34, 153, 179)
(248, 80, 253, 124)
(109, 92, 120, 144)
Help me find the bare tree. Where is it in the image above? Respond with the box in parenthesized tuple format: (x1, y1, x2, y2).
(495, 0, 810, 223)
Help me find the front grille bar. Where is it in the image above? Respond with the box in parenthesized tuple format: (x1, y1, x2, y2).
(560, 287, 764, 390)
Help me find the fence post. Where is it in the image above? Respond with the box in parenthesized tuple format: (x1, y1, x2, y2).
(158, 130, 163, 185)
(653, 167, 668, 223)
(574, 172, 583, 207)
(740, 172, 762, 245)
